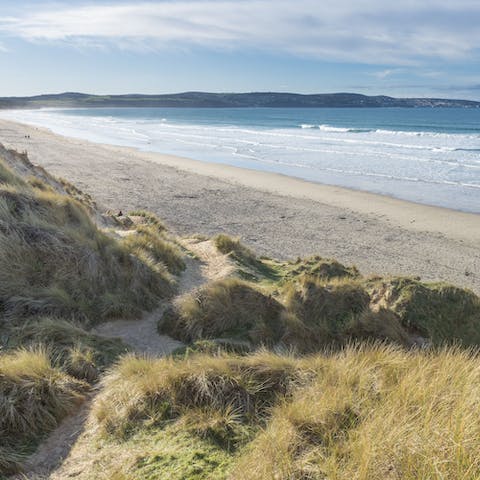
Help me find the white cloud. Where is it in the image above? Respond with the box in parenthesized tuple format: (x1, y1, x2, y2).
(371, 69, 404, 79)
(0, 1, 479, 65)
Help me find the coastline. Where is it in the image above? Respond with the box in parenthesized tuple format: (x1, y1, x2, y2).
(0, 118, 478, 292)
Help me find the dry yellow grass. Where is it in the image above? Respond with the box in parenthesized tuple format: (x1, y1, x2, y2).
(233, 345, 480, 480)
(76, 345, 480, 479)
(0, 348, 89, 474)
(0, 157, 176, 324)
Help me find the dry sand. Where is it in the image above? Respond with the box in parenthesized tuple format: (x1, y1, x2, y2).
(0, 118, 478, 293)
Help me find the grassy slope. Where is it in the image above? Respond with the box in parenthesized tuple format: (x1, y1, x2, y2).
(64, 346, 480, 480)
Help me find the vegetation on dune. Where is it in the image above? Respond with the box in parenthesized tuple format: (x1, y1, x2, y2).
(122, 224, 185, 275)
(0, 148, 185, 476)
(0, 157, 176, 325)
(160, 278, 284, 344)
(65, 345, 480, 480)
(0, 348, 89, 474)
(169, 235, 480, 351)
(93, 351, 302, 441)
(128, 210, 167, 232)
(10, 317, 129, 382)
(367, 276, 480, 344)
(287, 254, 361, 281)
(214, 234, 258, 266)
(233, 345, 480, 480)
(162, 268, 480, 351)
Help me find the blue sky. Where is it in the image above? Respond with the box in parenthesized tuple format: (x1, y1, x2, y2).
(0, 0, 479, 99)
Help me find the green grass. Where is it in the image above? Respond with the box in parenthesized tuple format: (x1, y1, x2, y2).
(54, 423, 235, 480)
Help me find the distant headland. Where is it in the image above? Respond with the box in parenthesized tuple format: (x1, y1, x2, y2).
(1, 91, 479, 109)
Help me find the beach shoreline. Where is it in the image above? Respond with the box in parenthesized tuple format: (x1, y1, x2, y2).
(0, 118, 478, 292)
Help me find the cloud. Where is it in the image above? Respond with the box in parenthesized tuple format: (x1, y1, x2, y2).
(371, 69, 404, 79)
(0, 1, 480, 65)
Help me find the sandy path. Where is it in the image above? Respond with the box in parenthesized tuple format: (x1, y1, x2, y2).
(0, 120, 477, 293)
(14, 239, 233, 480)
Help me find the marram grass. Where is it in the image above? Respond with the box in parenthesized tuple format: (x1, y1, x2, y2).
(62, 345, 480, 480)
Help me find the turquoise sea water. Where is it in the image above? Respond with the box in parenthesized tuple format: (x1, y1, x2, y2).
(1, 107, 479, 213)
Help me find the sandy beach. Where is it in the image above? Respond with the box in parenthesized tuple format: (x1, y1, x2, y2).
(0, 118, 478, 293)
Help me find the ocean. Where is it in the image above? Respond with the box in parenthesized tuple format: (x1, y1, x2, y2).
(1, 107, 479, 213)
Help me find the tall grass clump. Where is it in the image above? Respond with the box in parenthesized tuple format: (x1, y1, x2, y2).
(232, 345, 480, 480)
(12, 317, 128, 382)
(287, 255, 360, 281)
(214, 234, 258, 266)
(368, 277, 480, 344)
(0, 348, 89, 475)
(0, 156, 174, 326)
(128, 210, 166, 232)
(123, 224, 185, 275)
(160, 278, 284, 344)
(93, 350, 303, 441)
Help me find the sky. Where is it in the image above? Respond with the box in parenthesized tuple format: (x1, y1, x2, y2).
(0, 0, 479, 99)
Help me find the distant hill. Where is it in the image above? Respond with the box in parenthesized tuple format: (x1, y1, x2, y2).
(1, 91, 479, 108)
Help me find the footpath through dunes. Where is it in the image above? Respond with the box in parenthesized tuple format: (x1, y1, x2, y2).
(12, 238, 236, 480)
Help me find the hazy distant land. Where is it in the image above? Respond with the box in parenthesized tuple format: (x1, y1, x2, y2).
(1, 91, 480, 109)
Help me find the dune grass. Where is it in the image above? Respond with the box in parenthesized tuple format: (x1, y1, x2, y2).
(0, 150, 183, 476)
(122, 224, 185, 275)
(0, 157, 175, 326)
(3, 145, 480, 479)
(0, 348, 89, 474)
(10, 317, 129, 382)
(160, 278, 284, 344)
(128, 210, 166, 232)
(93, 350, 302, 440)
(64, 345, 480, 480)
(367, 277, 480, 344)
(233, 345, 480, 480)
(163, 257, 480, 351)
